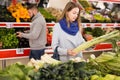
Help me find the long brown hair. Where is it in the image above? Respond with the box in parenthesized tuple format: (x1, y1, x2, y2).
(58, 2, 83, 33)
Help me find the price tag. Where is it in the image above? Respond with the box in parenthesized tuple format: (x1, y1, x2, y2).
(6, 23, 13, 28)
(82, 23, 86, 28)
(16, 48, 24, 54)
(114, 23, 118, 27)
(102, 23, 106, 28)
(90, 23, 94, 28)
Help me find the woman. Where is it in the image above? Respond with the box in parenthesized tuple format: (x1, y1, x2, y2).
(51, 2, 85, 62)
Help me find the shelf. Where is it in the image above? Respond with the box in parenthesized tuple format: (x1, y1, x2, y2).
(0, 22, 55, 28)
(0, 45, 113, 69)
(0, 22, 120, 28)
(0, 48, 30, 59)
(83, 23, 120, 28)
(0, 22, 119, 59)
(0, 46, 54, 59)
(0, 22, 31, 28)
(0, 47, 53, 69)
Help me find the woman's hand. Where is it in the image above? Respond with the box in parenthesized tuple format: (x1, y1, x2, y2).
(67, 49, 77, 56)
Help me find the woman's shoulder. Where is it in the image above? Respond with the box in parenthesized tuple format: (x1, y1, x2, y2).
(54, 23, 60, 26)
(53, 23, 61, 29)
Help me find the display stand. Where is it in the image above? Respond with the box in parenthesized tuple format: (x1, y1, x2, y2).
(0, 22, 54, 69)
(0, 22, 120, 69)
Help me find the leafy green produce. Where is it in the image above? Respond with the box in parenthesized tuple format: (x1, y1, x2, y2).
(0, 28, 19, 48)
(90, 75, 99, 80)
(93, 13, 105, 22)
(0, 28, 30, 48)
(0, 28, 6, 41)
(84, 27, 93, 34)
(0, 62, 33, 80)
(92, 27, 105, 37)
(108, 36, 120, 56)
(29, 61, 97, 80)
(0, 28, 15, 39)
(115, 76, 120, 80)
(39, 8, 56, 22)
(87, 34, 120, 77)
(0, 5, 15, 22)
(90, 74, 117, 80)
(78, 0, 91, 8)
(88, 51, 120, 76)
(1, 33, 19, 49)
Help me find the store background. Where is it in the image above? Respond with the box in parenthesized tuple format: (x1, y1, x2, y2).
(0, 0, 120, 69)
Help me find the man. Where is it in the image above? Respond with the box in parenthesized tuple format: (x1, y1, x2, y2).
(16, 3, 46, 60)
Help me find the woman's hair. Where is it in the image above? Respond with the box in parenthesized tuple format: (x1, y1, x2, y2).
(58, 2, 83, 33)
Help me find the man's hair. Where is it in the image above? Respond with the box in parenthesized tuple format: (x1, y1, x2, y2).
(25, 2, 38, 10)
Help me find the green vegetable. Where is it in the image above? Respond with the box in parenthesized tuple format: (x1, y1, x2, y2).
(1, 33, 19, 49)
(29, 61, 97, 80)
(93, 13, 105, 22)
(39, 8, 56, 22)
(0, 62, 32, 80)
(89, 51, 120, 76)
(78, 0, 91, 8)
(95, 52, 116, 62)
(90, 75, 99, 80)
(84, 27, 93, 34)
(0, 5, 15, 22)
(115, 76, 120, 80)
(92, 27, 105, 37)
(0, 28, 19, 49)
(73, 30, 120, 53)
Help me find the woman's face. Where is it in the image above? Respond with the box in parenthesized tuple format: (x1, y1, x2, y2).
(67, 7, 79, 22)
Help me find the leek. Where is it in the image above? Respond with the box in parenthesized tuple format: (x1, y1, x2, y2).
(73, 30, 120, 53)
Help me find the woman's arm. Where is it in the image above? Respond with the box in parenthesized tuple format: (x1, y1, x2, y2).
(51, 23, 67, 56)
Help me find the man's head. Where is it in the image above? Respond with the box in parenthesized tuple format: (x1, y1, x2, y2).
(26, 3, 38, 18)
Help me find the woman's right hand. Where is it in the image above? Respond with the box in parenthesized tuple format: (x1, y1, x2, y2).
(67, 49, 77, 56)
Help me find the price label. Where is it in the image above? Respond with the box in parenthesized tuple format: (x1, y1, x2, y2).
(90, 23, 94, 28)
(82, 23, 87, 28)
(114, 23, 118, 27)
(16, 48, 24, 54)
(6, 23, 13, 28)
(102, 23, 106, 28)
